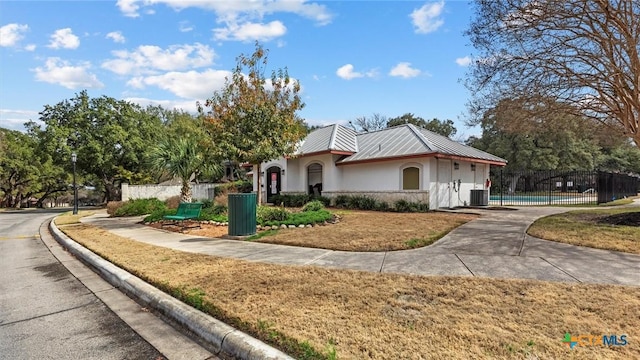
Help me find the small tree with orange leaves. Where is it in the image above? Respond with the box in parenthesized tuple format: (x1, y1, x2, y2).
(198, 42, 305, 204)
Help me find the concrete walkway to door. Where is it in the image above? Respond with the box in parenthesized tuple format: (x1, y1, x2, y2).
(79, 202, 640, 286)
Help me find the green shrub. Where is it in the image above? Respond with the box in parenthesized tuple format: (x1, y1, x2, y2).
(144, 208, 176, 222)
(302, 200, 324, 212)
(271, 194, 309, 207)
(394, 199, 429, 213)
(262, 209, 333, 227)
(315, 196, 331, 207)
(334, 195, 349, 208)
(114, 198, 167, 217)
(257, 206, 290, 223)
(374, 201, 390, 211)
(200, 198, 214, 209)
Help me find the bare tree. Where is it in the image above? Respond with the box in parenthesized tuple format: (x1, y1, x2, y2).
(465, 0, 640, 145)
(348, 113, 388, 132)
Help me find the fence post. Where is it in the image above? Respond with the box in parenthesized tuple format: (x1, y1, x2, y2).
(500, 169, 503, 207)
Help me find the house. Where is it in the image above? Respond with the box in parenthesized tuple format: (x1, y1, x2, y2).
(252, 123, 507, 209)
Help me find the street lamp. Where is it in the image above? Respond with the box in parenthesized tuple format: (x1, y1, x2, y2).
(71, 152, 78, 215)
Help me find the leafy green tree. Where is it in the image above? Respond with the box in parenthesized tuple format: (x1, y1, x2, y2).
(199, 42, 306, 204)
(0, 128, 39, 207)
(467, 98, 602, 171)
(387, 113, 457, 138)
(26, 91, 163, 201)
(149, 137, 222, 202)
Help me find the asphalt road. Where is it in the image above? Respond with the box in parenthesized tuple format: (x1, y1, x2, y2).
(0, 209, 165, 360)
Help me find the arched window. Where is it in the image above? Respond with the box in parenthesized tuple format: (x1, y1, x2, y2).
(402, 167, 420, 190)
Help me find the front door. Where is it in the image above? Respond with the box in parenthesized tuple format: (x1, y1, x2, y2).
(266, 167, 281, 203)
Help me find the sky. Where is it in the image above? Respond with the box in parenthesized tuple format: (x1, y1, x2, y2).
(0, 0, 480, 139)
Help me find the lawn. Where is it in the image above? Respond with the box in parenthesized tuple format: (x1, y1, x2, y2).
(57, 218, 640, 360)
(528, 207, 640, 254)
(166, 210, 479, 251)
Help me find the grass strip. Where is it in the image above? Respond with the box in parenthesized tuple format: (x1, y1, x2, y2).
(57, 221, 640, 359)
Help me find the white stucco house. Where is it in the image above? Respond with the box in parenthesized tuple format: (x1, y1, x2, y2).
(252, 123, 507, 209)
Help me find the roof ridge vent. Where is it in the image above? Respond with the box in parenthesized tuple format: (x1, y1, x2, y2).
(406, 124, 435, 151)
(329, 124, 339, 150)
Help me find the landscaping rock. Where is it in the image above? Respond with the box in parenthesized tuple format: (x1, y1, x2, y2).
(305, 224, 312, 228)
(298, 224, 305, 228)
(280, 224, 287, 229)
(272, 225, 279, 230)
(288, 225, 296, 229)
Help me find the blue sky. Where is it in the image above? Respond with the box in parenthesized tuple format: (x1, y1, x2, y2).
(0, 1, 478, 139)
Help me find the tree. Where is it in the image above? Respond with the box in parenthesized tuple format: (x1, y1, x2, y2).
(199, 42, 306, 204)
(467, 98, 602, 171)
(348, 113, 388, 132)
(27, 91, 163, 201)
(0, 128, 69, 208)
(387, 113, 457, 138)
(149, 137, 222, 203)
(465, 0, 640, 145)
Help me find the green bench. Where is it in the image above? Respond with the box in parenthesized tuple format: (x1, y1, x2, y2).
(162, 202, 203, 231)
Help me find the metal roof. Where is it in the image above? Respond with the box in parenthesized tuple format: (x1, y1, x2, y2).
(295, 124, 357, 155)
(295, 123, 506, 164)
(335, 124, 507, 164)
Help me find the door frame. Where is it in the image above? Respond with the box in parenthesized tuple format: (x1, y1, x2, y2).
(266, 166, 281, 203)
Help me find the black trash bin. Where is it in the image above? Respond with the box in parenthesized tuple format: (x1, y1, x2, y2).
(470, 189, 489, 206)
(228, 193, 257, 236)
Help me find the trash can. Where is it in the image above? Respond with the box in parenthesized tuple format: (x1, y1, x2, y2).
(228, 193, 257, 236)
(470, 189, 489, 206)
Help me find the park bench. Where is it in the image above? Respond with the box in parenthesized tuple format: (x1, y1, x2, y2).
(162, 202, 203, 231)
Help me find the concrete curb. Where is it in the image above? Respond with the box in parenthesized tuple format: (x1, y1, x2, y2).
(49, 220, 294, 360)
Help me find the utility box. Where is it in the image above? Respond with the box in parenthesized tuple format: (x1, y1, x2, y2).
(470, 189, 489, 206)
(228, 193, 257, 236)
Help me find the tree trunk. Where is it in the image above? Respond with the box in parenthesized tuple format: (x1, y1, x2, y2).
(181, 180, 192, 203)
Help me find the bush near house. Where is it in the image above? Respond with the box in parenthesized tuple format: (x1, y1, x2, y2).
(112, 198, 168, 217)
(271, 194, 330, 207)
(302, 200, 325, 212)
(334, 194, 428, 212)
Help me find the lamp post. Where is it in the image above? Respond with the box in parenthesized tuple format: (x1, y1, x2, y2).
(71, 152, 78, 215)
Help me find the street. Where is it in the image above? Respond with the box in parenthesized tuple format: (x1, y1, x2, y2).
(0, 209, 165, 360)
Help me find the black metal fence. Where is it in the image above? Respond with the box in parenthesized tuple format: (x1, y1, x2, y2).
(489, 169, 639, 206)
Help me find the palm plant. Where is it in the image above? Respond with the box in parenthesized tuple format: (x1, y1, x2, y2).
(149, 137, 221, 203)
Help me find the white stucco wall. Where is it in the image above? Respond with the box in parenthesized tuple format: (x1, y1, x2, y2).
(122, 183, 219, 201)
(259, 154, 496, 208)
(429, 158, 492, 208)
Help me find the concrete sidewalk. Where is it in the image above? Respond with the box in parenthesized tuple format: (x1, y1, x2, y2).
(81, 204, 640, 286)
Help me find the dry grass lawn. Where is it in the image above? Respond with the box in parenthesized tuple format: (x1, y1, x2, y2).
(58, 221, 639, 360)
(528, 207, 640, 254)
(253, 211, 478, 251)
(168, 211, 477, 252)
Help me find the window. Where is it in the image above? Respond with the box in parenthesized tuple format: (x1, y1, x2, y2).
(402, 167, 420, 190)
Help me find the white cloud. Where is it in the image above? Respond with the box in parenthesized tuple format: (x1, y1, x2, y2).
(389, 62, 421, 78)
(410, 1, 445, 34)
(0, 23, 29, 47)
(116, 0, 333, 25)
(124, 97, 200, 113)
(25, 44, 36, 51)
(336, 64, 378, 80)
(336, 64, 363, 80)
(48, 28, 80, 49)
(102, 43, 215, 75)
(127, 69, 232, 99)
(0, 109, 41, 131)
(32, 57, 103, 89)
(106, 31, 126, 43)
(214, 20, 286, 42)
(455, 56, 472, 67)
